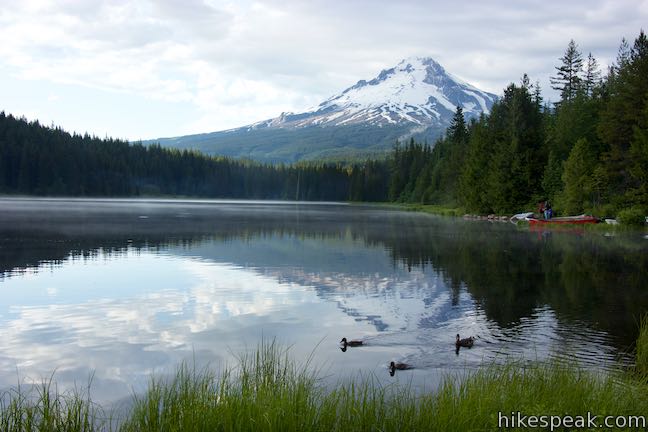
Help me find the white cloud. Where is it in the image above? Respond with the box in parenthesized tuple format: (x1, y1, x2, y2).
(0, 0, 646, 138)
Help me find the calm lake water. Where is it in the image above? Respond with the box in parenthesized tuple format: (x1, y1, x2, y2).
(0, 198, 647, 405)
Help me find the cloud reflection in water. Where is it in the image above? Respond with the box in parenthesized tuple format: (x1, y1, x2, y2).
(0, 252, 322, 402)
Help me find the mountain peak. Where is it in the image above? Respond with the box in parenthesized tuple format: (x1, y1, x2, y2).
(153, 57, 499, 163)
(397, 56, 442, 67)
(267, 56, 496, 130)
(396, 57, 448, 78)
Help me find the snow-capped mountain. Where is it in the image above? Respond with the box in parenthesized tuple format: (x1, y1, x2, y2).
(148, 57, 498, 162)
(251, 57, 497, 131)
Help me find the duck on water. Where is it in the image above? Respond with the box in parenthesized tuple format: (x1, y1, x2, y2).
(456, 334, 475, 348)
(340, 337, 363, 352)
(389, 361, 413, 376)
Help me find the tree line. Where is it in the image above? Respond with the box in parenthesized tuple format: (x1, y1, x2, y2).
(1, 30, 646, 216)
(0, 112, 365, 201)
(388, 30, 648, 217)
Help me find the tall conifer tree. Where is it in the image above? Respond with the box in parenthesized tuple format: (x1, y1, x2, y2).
(583, 52, 601, 96)
(551, 40, 584, 104)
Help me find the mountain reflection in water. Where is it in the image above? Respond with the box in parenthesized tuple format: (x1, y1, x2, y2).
(0, 198, 646, 404)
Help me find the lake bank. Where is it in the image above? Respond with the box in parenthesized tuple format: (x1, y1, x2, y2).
(379, 202, 648, 233)
(377, 202, 466, 217)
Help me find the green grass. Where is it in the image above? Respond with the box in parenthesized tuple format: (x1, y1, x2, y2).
(617, 207, 647, 227)
(119, 356, 648, 432)
(384, 203, 465, 217)
(637, 314, 648, 378)
(3, 322, 648, 431)
(0, 375, 107, 432)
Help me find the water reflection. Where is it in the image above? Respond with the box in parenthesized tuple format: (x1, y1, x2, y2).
(0, 253, 330, 401)
(0, 198, 647, 404)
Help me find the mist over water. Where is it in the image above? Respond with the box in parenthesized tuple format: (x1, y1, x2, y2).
(0, 198, 647, 404)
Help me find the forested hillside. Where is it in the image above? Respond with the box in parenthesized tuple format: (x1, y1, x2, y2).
(388, 31, 648, 217)
(0, 113, 362, 201)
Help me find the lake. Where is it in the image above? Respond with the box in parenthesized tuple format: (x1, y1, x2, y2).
(0, 198, 647, 406)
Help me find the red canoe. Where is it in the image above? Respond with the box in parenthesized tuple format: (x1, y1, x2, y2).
(527, 215, 599, 225)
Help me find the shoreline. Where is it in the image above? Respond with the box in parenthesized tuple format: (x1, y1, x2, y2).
(376, 202, 648, 232)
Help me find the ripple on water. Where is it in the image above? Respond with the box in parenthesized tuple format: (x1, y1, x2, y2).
(360, 305, 632, 375)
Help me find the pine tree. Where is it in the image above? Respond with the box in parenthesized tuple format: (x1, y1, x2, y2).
(532, 80, 543, 110)
(447, 106, 467, 144)
(583, 53, 601, 96)
(459, 114, 490, 212)
(598, 30, 648, 201)
(551, 40, 584, 104)
(561, 138, 597, 213)
(542, 151, 563, 203)
(629, 105, 648, 206)
(616, 38, 631, 69)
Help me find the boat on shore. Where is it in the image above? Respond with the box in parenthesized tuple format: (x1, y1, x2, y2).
(527, 214, 599, 225)
(510, 212, 534, 223)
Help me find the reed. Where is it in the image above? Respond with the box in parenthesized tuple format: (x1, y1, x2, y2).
(0, 375, 106, 432)
(636, 313, 648, 378)
(120, 356, 648, 431)
(397, 203, 465, 217)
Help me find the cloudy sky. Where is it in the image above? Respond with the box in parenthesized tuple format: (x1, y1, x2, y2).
(0, 0, 645, 140)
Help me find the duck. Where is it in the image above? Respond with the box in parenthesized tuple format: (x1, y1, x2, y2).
(389, 361, 413, 376)
(456, 334, 475, 348)
(340, 337, 363, 348)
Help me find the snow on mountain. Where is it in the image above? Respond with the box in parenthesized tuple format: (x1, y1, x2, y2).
(147, 57, 498, 163)
(251, 57, 497, 131)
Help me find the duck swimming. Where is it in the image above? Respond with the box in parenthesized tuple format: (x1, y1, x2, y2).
(340, 337, 363, 347)
(456, 334, 475, 348)
(389, 361, 413, 376)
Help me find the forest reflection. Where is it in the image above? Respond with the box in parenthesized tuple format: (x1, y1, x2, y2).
(1, 199, 646, 352)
